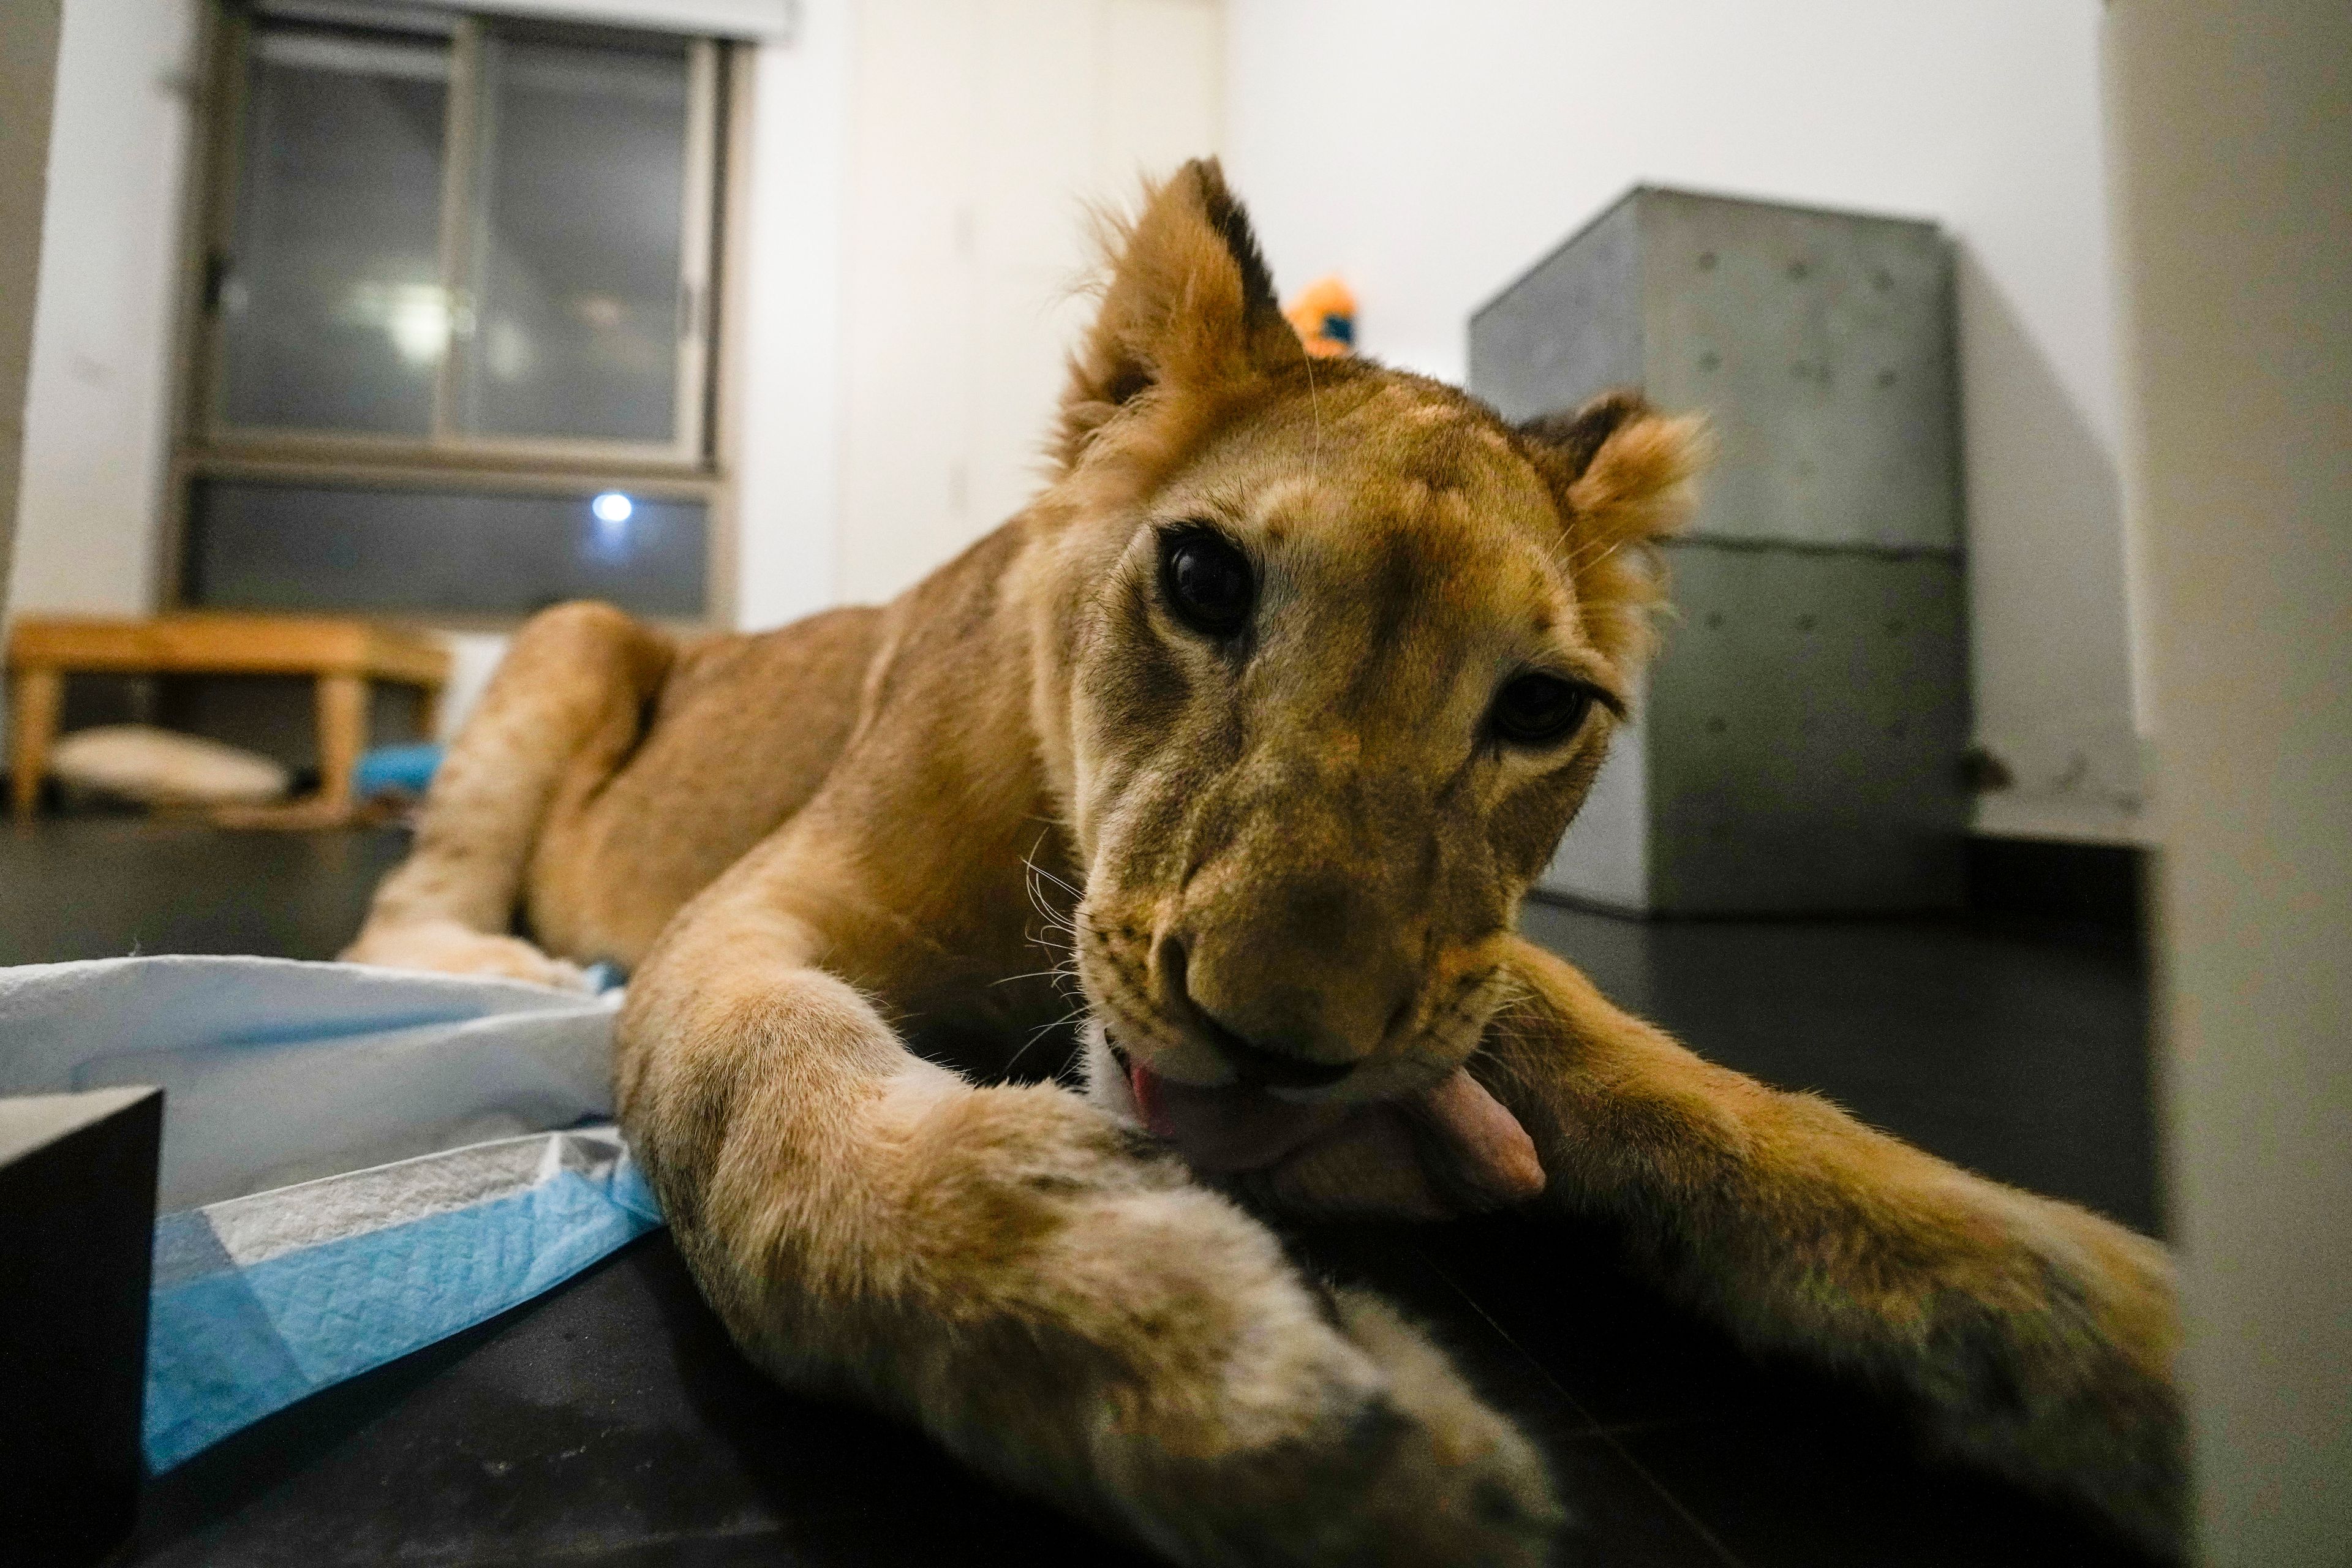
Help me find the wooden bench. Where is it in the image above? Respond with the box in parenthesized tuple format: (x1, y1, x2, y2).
(7, 614, 450, 822)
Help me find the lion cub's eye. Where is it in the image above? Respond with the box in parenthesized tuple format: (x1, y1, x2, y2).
(1490, 673, 1595, 747)
(1158, 528, 1256, 638)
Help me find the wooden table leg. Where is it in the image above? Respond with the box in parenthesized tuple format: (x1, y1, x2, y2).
(314, 673, 368, 817)
(10, 666, 63, 820)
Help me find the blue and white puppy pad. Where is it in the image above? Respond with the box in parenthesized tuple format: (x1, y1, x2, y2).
(0, 954, 666, 1470)
(145, 1126, 662, 1472)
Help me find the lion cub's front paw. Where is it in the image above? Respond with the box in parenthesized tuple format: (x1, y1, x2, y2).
(1313, 1289, 1565, 1567)
(895, 1084, 1559, 1567)
(1097, 1279, 1562, 1568)
(1915, 1198, 2185, 1555)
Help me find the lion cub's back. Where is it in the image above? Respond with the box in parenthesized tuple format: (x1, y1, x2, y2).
(529, 605, 888, 967)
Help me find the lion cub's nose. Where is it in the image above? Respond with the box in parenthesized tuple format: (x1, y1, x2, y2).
(1158, 916, 1411, 1088)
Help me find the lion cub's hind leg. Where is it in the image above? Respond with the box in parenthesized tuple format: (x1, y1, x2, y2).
(344, 601, 675, 989)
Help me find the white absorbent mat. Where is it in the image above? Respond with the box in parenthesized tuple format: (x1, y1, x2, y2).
(0, 954, 621, 1208)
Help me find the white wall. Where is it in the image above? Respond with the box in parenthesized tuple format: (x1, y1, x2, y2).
(0, 0, 64, 616)
(7, 0, 197, 620)
(730, 0, 854, 632)
(830, 0, 1221, 608)
(2109, 2, 2352, 1557)
(1225, 0, 2143, 845)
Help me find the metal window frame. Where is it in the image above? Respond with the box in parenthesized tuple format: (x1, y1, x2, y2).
(166, 0, 736, 629)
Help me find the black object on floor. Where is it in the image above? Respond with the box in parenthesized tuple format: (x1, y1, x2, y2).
(1, 1085, 164, 1566)
(0, 822, 2164, 1565)
(1964, 834, 2149, 936)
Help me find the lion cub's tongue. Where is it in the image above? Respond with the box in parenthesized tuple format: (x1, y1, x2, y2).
(1126, 1061, 1544, 1205)
(1128, 1063, 1344, 1174)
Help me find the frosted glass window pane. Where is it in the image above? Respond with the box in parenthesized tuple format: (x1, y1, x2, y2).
(186, 480, 706, 618)
(222, 27, 451, 434)
(459, 35, 691, 442)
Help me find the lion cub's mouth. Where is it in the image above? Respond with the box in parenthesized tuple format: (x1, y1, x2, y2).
(1106, 1036, 1549, 1210)
(1110, 1041, 1350, 1174)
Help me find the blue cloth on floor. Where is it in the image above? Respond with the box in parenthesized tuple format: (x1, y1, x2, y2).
(0, 955, 665, 1471)
(355, 742, 443, 798)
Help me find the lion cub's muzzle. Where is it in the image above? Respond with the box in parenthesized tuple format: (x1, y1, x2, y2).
(1157, 886, 1421, 1088)
(1084, 889, 1523, 1188)
(1158, 935, 1360, 1089)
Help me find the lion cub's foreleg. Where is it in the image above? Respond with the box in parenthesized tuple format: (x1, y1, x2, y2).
(616, 867, 1562, 1568)
(1482, 937, 2181, 1556)
(343, 601, 673, 988)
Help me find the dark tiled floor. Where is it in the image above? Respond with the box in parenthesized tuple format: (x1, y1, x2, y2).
(0, 820, 2164, 1566)
(0, 817, 406, 967)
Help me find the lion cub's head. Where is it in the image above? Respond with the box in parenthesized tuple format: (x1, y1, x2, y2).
(1023, 161, 1697, 1177)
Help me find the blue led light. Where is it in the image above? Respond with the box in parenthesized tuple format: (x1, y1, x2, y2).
(590, 491, 634, 524)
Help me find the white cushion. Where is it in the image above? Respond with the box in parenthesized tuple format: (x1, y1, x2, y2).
(50, 723, 292, 807)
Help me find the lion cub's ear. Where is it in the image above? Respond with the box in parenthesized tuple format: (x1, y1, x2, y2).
(1056, 159, 1306, 470)
(1518, 391, 1703, 543)
(1520, 391, 1708, 666)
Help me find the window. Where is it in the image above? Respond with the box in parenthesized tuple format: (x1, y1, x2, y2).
(175, 1, 729, 620)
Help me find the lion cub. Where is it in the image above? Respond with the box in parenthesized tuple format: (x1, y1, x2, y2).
(349, 161, 2179, 1564)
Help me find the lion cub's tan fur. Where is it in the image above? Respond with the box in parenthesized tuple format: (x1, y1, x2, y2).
(349, 162, 2180, 1564)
